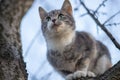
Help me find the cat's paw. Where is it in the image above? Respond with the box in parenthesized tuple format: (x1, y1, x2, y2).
(73, 71, 87, 79)
(87, 71, 96, 77)
(65, 74, 74, 80)
(65, 71, 94, 80)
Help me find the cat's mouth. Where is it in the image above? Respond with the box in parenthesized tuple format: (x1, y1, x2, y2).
(53, 23, 59, 27)
(51, 24, 63, 33)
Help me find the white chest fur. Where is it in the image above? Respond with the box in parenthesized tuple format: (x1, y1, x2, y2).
(46, 31, 75, 52)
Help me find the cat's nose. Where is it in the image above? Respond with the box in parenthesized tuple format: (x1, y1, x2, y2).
(52, 19, 56, 23)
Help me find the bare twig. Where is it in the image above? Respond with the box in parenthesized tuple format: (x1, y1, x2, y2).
(94, 0, 108, 15)
(40, 72, 53, 80)
(96, 12, 107, 15)
(103, 10, 120, 24)
(24, 29, 41, 57)
(105, 22, 120, 26)
(79, 0, 120, 50)
(80, 13, 88, 17)
(80, 10, 107, 17)
(34, 60, 46, 75)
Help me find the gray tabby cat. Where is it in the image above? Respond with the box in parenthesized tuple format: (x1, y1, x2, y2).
(39, 0, 112, 80)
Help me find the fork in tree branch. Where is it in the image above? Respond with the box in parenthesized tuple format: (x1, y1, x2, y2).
(79, 0, 120, 50)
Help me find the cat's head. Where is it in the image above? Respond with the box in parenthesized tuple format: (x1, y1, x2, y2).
(39, 0, 75, 39)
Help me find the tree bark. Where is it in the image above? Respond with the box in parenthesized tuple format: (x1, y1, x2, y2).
(74, 61, 120, 80)
(0, 0, 33, 80)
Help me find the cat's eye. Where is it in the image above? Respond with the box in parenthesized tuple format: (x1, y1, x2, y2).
(46, 16, 51, 21)
(58, 14, 64, 20)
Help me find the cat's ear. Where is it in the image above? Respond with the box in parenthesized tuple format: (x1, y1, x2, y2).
(39, 7, 47, 20)
(61, 0, 72, 15)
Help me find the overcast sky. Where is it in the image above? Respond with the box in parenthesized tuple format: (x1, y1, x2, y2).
(20, 0, 120, 80)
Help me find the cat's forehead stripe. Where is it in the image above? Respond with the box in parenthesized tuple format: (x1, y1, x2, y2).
(48, 10, 60, 16)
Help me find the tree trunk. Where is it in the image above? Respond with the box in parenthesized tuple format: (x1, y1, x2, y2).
(0, 0, 33, 80)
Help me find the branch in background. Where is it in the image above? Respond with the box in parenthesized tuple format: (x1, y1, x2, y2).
(40, 72, 53, 80)
(80, 13, 88, 17)
(105, 22, 120, 26)
(103, 10, 120, 25)
(94, 0, 108, 15)
(95, 12, 107, 16)
(31, 60, 47, 79)
(80, 12, 107, 17)
(24, 29, 41, 57)
(79, 0, 120, 50)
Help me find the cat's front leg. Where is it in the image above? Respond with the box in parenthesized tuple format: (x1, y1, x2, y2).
(66, 58, 91, 80)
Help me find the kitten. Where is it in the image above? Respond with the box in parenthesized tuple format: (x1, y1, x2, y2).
(39, 0, 112, 80)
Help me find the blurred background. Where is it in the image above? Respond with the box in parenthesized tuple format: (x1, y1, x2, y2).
(20, 0, 120, 80)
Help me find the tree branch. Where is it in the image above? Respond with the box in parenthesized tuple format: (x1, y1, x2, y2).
(94, 0, 108, 15)
(79, 0, 120, 50)
(74, 61, 120, 80)
(103, 10, 120, 24)
(105, 22, 120, 26)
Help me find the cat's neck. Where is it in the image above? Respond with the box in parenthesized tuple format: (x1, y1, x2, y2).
(46, 31, 75, 52)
